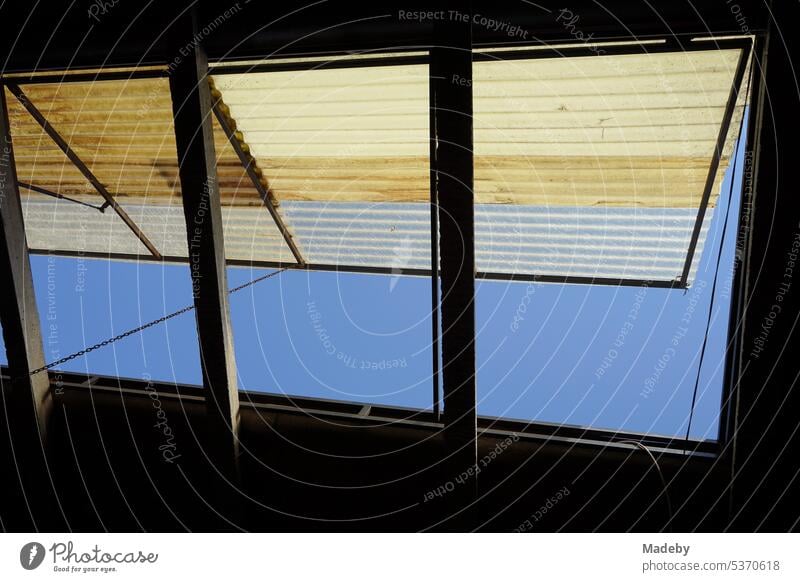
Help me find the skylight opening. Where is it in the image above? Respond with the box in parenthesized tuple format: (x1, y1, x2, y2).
(2, 40, 753, 440)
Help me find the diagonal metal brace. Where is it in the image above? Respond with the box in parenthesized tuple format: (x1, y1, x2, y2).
(6, 83, 162, 259)
(210, 95, 305, 266)
(679, 44, 750, 287)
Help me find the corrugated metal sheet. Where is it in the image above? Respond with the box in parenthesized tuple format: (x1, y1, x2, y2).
(5, 78, 294, 262)
(279, 202, 431, 270)
(9, 46, 748, 286)
(280, 201, 712, 283)
(22, 197, 148, 255)
(476, 204, 713, 283)
(22, 197, 295, 262)
(23, 194, 293, 263)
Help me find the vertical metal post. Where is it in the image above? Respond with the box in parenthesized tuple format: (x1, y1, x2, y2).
(168, 10, 240, 475)
(431, 5, 478, 513)
(0, 87, 59, 529)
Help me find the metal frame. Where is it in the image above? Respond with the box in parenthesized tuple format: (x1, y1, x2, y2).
(22, 252, 696, 291)
(429, 56, 442, 420)
(0, 0, 786, 532)
(477, 272, 677, 289)
(0, 89, 51, 435)
(5, 83, 162, 259)
(722, 0, 800, 529)
(7, 30, 756, 464)
(2, 366, 718, 457)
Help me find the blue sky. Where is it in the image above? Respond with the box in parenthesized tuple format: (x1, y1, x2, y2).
(0, 132, 745, 441)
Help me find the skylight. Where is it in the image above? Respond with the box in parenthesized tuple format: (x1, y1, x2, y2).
(0, 41, 753, 441)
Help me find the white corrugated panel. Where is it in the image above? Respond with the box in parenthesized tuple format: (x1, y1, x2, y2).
(476, 204, 714, 283)
(279, 201, 713, 283)
(279, 201, 431, 270)
(23, 196, 295, 263)
(22, 196, 148, 255)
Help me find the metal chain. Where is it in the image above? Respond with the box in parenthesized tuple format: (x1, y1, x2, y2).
(28, 267, 289, 376)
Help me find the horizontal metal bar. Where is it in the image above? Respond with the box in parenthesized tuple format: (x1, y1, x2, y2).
(472, 28, 764, 49)
(476, 271, 682, 289)
(299, 263, 430, 277)
(479, 414, 715, 454)
(473, 36, 752, 63)
(28, 249, 685, 287)
(3, 365, 716, 457)
(0, 68, 169, 86)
